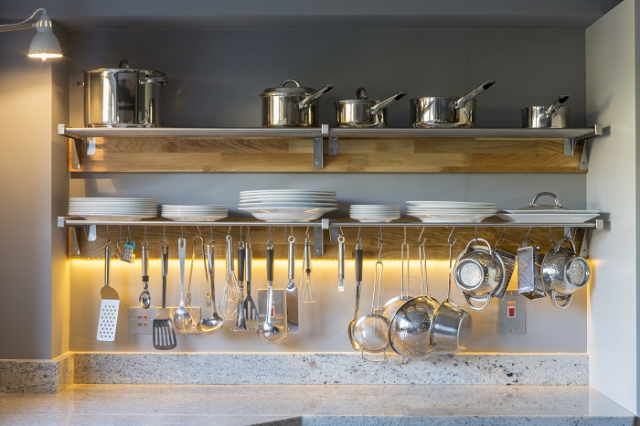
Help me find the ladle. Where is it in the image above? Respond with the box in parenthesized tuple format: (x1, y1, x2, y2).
(197, 242, 224, 334)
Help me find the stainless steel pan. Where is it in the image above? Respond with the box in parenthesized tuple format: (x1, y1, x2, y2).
(260, 79, 334, 127)
(336, 87, 406, 128)
(522, 95, 569, 128)
(411, 79, 495, 128)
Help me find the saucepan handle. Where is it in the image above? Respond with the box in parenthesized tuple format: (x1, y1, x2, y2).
(550, 291, 572, 309)
(464, 293, 491, 311)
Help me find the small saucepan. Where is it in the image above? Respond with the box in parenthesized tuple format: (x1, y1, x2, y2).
(260, 79, 334, 127)
(522, 95, 570, 128)
(336, 88, 406, 128)
(411, 79, 496, 128)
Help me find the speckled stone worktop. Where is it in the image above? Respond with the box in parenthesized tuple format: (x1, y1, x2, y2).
(0, 384, 634, 425)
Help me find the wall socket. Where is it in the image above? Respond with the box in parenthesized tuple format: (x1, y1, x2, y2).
(129, 307, 202, 335)
(498, 291, 526, 335)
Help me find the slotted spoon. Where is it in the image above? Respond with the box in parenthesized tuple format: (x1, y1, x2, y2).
(153, 241, 176, 350)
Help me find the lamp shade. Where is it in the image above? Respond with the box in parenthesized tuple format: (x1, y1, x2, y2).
(27, 13, 62, 61)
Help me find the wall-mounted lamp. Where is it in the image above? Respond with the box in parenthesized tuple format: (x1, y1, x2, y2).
(0, 8, 62, 61)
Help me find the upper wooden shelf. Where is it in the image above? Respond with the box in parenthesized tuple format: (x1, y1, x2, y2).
(59, 124, 603, 173)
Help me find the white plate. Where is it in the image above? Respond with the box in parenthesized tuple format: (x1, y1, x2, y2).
(71, 214, 158, 221)
(350, 215, 401, 223)
(497, 213, 600, 223)
(239, 202, 338, 208)
(70, 197, 157, 202)
(407, 201, 496, 208)
(407, 208, 498, 214)
(161, 214, 228, 222)
(407, 213, 496, 223)
(245, 207, 336, 222)
(240, 190, 336, 194)
(501, 209, 600, 215)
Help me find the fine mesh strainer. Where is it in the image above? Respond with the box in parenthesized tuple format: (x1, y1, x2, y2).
(354, 243, 390, 361)
(517, 238, 546, 300)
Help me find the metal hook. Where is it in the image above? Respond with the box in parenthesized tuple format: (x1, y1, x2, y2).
(209, 226, 215, 244)
(162, 226, 166, 244)
(356, 227, 362, 244)
(268, 226, 273, 245)
(447, 227, 456, 245)
(474, 226, 479, 242)
(196, 226, 202, 237)
(105, 226, 111, 243)
(418, 227, 426, 244)
(238, 226, 243, 243)
(378, 227, 383, 247)
(117, 225, 123, 242)
(403, 226, 407, 244)
(126, 226, 132, 242)
(143, 226, 147, 244)
(180, 226, 184, 238)
(227, 226, 232, 237)
(246, 226, 251, 244)
(525, 227, 533, 240)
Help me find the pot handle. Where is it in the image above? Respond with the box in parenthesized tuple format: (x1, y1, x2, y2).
(545, 95, 570, 117)
(361, 347, 386, 363)
(550, 291, 572, 309)
(451, 79, 496, 110)
(530, 192, 564, 209)
(466, 237, 493, 256)
(281, 79, 302, 88)
(370, 91, 407, 116)
(297, 84, 335, 110)
(553, 236, 577, 255)
(464, 293, 492, 311)
(140, 77, 169, 86)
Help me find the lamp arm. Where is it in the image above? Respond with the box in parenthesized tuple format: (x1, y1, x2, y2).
(0, 8, 46, 33)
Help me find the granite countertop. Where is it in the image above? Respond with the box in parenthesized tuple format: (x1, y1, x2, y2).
(0, 384, 634, 426)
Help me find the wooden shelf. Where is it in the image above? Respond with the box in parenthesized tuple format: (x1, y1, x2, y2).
(59, 124, 603, 173)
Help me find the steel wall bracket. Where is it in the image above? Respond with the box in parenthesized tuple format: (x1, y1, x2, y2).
(313, 124, 330, 169)
(69, 137, 97, 170)
(313, 218, 330, 256)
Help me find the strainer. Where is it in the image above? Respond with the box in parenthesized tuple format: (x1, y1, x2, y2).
(541, 236, 591, 309)
(354, 242, 390, 361)
(389, 237, 439, 359)
(517, 238, 546, 300)
(432, 237, 473, 354)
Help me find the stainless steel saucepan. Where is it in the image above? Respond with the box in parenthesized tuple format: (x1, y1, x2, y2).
(260, 79, 334, 127)
(522, 95, 570, 128)
(411, 79, 495, 128)
(336, 87, 406, 128)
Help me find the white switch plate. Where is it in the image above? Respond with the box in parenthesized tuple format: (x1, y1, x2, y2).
(498, 291, 526, 335)
(129, 307, 201, 335)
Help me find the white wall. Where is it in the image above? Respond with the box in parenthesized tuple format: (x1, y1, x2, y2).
(586, 0, 638, 414)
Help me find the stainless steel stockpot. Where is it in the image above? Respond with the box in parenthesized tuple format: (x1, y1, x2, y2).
(454, 238, 505, 311)
(335, 88, 406, 128)
(81, 60, 168, 128)
(522, 95, 570, 128)
(260, 79, 334, 127)
(411, 79, 495, 128)
(541, 237, 591, 309)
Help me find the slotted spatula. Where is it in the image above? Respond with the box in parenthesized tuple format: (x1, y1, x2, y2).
(97, 241, 120, 342)
(154, 242, 177, 350)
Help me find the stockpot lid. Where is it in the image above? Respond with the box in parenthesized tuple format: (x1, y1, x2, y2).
(261, 79, 314, 97)
(83, 59, 165, 77)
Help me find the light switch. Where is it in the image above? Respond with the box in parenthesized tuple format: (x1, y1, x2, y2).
(499, 291, 525, 335)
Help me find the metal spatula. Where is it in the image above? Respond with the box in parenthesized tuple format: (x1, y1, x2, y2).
(153, 242, 177, 350)
(97, 241, 120, 342)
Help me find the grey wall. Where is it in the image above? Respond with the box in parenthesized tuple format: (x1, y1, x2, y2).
(66, 27, 590, 353)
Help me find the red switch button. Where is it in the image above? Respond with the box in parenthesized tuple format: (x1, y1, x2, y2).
(507, 306, 516, 318)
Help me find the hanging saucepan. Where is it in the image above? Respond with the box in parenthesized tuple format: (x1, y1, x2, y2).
(541, 237, 591, 309)
(260, 79, 334, 127)
(522, 95, 570, 128)
(80, 59, 168, 128)
(411, 79, 496, 128)
(336, 88, 406, 128)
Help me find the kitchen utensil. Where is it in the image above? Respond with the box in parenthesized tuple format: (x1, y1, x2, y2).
(432, 238, 473, 354)
(301, 234, 314, 303)
(173, 237, 193, 334)
(244, 242, 260, 321)
(153, 241, 177, 350)
(197, 242, 224, 334)
(348, 241, 364, 351)
(138, 242, 151, 309)
(382, 236, 411, 321)
(80, 59, 167, 128)
(219, 235, 241, 321)
(186, 235, 204, 307)
(522, 95, 570, 128)
(260, 79, 335, 127)
(285, 235, 299, 334)
(234, 240, 249, 331)
(493, 238, 519, 300)
(389, 238, 439, 359)
(541, 237, 591, 309)
(354, 243, 390, 361)
(97, 240, 120, 342)
(454, 238, 505, 310)
(335, 87, 407, 128)
(258, 243, 287, 345)
(517, 238, 546, 300)
(411, 79, 496, 128)
(120, 239, 136, 263)
(337, 234, 346, 292)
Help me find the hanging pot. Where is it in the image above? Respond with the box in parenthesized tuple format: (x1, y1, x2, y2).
(260, 79, 334, 127)
(336, 87, 406, 128)
(411, 79, 495, 128)
(80, 59, 168, 128)
(522, 95, 570, 128)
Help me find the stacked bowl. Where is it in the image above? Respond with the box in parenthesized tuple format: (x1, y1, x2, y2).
(349, 204, 401, 222)
(161, 205, 228, 222)
(68, 197, 157, 220)
(407, 201, 497, 223)
(239, 190, 337, 222)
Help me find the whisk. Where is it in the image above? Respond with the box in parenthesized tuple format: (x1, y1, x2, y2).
(301, 233, 315, 304)
(219, 234, 241, 320)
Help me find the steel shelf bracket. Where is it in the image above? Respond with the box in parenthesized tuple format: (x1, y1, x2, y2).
(313, 218, 330, 256)
(314, 124, 329, 169)
(563, 125, 603, 170)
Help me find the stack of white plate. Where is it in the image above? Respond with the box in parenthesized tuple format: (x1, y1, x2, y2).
(69, 197, 157, 220)
(350, 204, 401, 222)
(406, 201, 498, 223)
(161, 205, 228, 222)
(497, 209, 600, 223)
(239, 190, 337, 222)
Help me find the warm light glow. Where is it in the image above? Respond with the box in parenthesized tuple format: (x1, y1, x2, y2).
(27, 52, 62, 61)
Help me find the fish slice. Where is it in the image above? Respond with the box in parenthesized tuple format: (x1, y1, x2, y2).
(153, 242, 177, 350)
(97, 242, 120, 342)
